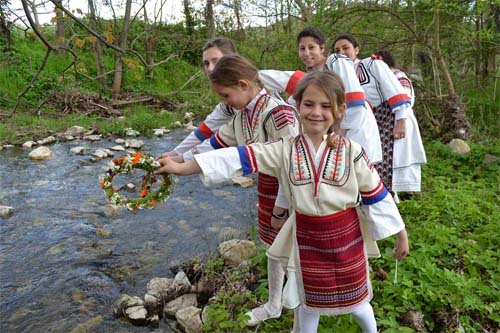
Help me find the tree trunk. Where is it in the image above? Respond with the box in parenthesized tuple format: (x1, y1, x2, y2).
(88, 0, 106, 93)
(293, 0, 313, 22)
(233, 0, 245, 38)
(434, 6, 455, 96)
(183, 0, 195, 38)
(0, 2, 12, 52)
(28, 0, 40, 29)
(54, 0, 66, 53)
(206, 0, 215, 39)
(143, 2, 154, 79)
(111, 0, 132, 97)
(434, 4, 470, 141)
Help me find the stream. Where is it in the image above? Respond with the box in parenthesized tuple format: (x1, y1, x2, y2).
(0, 129, 257, 332)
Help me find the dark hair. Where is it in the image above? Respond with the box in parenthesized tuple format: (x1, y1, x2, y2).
(374, 50, 396, 68)
(209, 55, 261, 87)
(202, 37, 238, 55)
(297, 27, 327, 47)
(332, 33, 359, 52)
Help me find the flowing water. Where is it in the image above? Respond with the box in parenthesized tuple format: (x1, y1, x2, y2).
(0, 130, 257, 332)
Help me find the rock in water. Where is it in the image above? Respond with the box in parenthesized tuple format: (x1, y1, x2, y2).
(29, 146, 54, 160)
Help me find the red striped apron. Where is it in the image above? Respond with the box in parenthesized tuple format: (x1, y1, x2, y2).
(296, 208, 369, 309)
(257, 173, 279, 246)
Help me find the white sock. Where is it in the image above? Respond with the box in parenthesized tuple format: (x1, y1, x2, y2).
(298, 305, 320, 333)
(266, 257, 285, 313)
(351, 302, 377, 333)
(291, 307, 300, 333)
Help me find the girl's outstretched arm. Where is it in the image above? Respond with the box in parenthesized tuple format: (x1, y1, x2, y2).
(155, 157, 202, 176)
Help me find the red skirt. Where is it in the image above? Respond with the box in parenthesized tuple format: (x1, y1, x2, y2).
(257, 173, 279, 246)
(296, 208, 369, 309)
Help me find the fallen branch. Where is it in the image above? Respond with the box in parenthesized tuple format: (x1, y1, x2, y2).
(111, 97, 154, 108)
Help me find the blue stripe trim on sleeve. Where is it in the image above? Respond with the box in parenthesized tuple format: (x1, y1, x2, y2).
(346, 100, 365, 108)
(236, 146, 252, 175)
(361, 187, 389, 205)
(210, 135, 221, 149)
(194, 128, 207, 141)
(390, 100, 410, 109)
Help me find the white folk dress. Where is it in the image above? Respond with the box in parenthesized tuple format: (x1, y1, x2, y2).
(356, 56, 426, 192)
(188, 89, 301, 246)
(172, 68, 291, 156)
(259, 54, 382, 164)
(193, 133, 405, 315)
(393, 68, 415, 107)
(172, 102, 235, 156)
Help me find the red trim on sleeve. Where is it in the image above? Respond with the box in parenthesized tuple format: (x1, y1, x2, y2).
(388, 93, 411, 108)
(345, 91, 366, 104)
(198, 122, 214, 139)
(285, 70, 306, 95)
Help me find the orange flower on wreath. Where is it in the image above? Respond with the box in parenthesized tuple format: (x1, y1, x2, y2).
(113, 156, 126, 165)
(131, 152, 143, 164)
(139, 188, 148, 198)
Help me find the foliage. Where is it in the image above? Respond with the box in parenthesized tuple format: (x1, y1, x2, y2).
(1, 1, 498, 145)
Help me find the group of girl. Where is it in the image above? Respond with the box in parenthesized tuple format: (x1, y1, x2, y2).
(156, 28, 424, 333)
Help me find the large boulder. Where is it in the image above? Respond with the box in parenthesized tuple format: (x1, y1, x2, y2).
(448, 138, 470, 155)
(64, 125, 86, 137)
(29, 146, 54, 160)
(163, 293, 198, 318)
(218, 239, 257, 267)
(176, 306, 203, 333)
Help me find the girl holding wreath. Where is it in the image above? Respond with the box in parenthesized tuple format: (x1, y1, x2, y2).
(165, 54, 302, 326)
(156, 71, 409, 333)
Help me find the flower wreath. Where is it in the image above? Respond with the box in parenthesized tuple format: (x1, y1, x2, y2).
(100, 152, 173, 211)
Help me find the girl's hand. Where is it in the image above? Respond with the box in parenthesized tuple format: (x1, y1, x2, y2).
(271, 208, 288, 230)
(156, 157, 202, 176)
(393, 118, 406, 140)
(157, 151, 178, 159)
(393, 229, 409, 260)
(156, 156, 179, 175)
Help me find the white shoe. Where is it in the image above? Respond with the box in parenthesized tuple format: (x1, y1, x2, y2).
(244, 303, 282, 327)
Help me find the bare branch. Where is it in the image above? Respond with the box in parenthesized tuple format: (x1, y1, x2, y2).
(165, 70, 203, 96)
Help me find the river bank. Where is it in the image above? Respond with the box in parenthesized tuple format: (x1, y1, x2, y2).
(0, 129, 258, 332)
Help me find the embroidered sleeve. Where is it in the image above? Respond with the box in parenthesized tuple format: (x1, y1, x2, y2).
(194, 140, 287, 183)
(368, 59, 412, 110)
(259, 70, 305, 96)
(241, 139, 287, 177)
(354, 146, 405, 240)
(325, 54, 366, 108)
(354, 148, 389, 205)
(175, 103, 234, 154)
(265, 104, 300, 141)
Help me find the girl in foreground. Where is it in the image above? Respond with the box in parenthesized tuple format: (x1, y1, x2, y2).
(157, 71, 409, 333)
